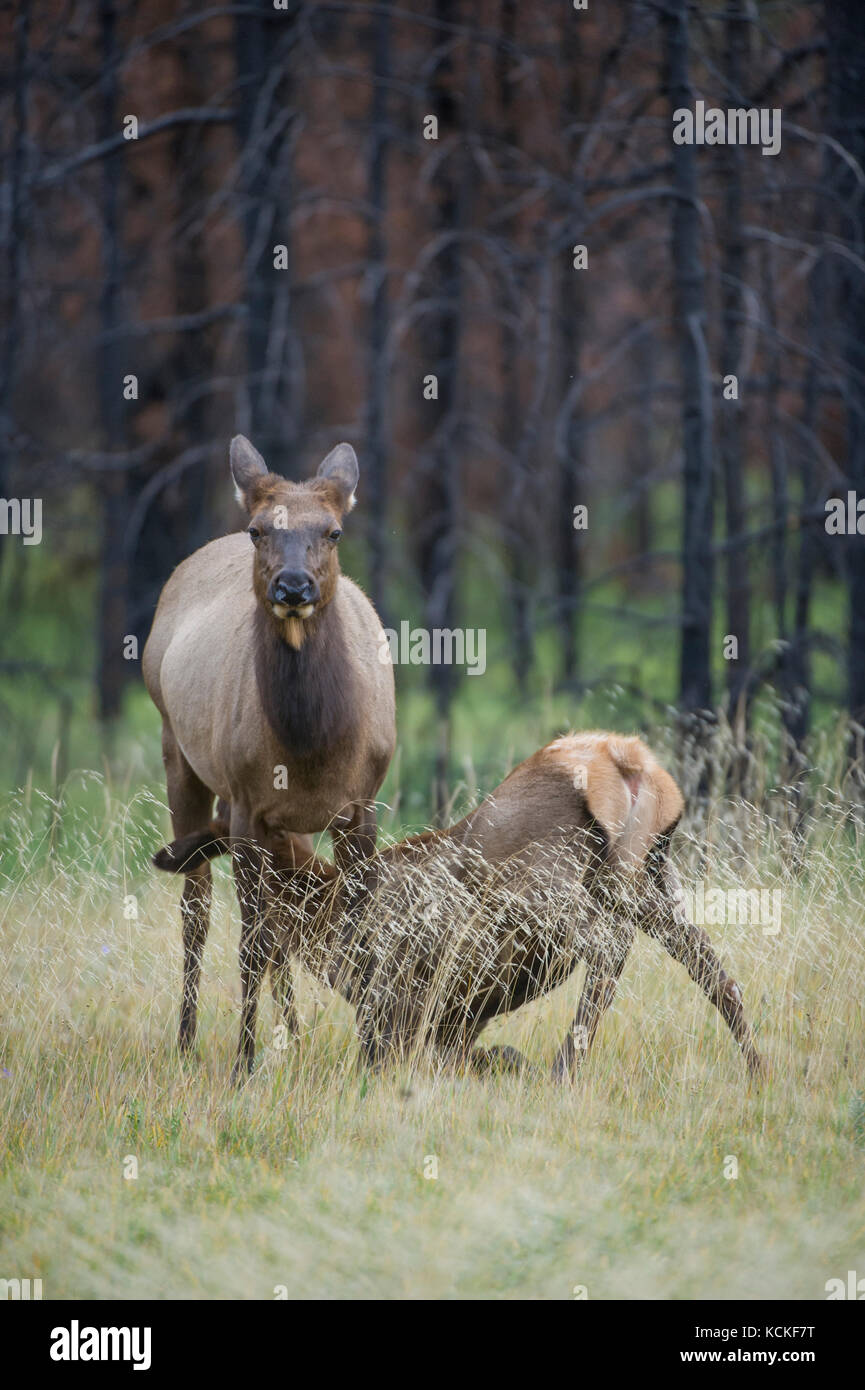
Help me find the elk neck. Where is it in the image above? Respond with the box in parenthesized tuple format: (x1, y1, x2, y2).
(253, 598, 357, 763)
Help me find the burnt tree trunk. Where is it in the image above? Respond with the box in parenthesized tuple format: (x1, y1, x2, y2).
(365, 2, 391, 620)
(791, 187, 828, 752)
(761, 240, 798, 752)
(663, 0, 715, 718)
(235, 0, 299, 477)
(767, 240, 806, 778)
(762, 241, 788, 641)
(96, 0, 128, 725)
(129, 30, 215, 652)
(825, 1, 865, 747)
(416, 0, 470, 817)
(629, 321, 655, 571)
(720, 0, 751, 729)
(555, 10, 585, 686)
(0, 1, 29, 592)
(498, 0, 533, 697)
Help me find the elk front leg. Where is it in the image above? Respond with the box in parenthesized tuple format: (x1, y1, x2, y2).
(179, 869, 211, 1052)
(231, 836, 277, 1084)
(330, 800, 378, 986)
(356, 986, 420, 1073)
(356, 1002, 396, 1072)
(551, 912, 635, 1082)
(161, 722, 214, 1053)
(551, 956, 627, 1082)
(270, 937, 299, 1042)
(642, 859, 765, 1078)
(331, 800, 377, 883)
(267, 839, 319, 1045)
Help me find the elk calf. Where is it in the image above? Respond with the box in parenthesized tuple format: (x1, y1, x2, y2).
(154, 733, 765, 1080)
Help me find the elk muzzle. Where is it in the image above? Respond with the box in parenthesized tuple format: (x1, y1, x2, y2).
(268, 570, 319, 619)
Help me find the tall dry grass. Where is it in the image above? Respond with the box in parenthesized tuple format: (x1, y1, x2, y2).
(1, 722, 864, 1299)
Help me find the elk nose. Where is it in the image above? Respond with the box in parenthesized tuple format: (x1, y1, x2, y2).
(270, 571, 316, 607)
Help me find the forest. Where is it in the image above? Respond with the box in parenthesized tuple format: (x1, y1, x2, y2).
(1, 0, 862, 820)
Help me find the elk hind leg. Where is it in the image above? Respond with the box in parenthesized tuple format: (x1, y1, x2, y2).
(643, 860, 765, 1078)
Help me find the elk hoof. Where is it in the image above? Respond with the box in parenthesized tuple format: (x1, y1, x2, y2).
(229, 1059, 254, 1087)
(550, 1048, 579, 1084)
(472, 1044, 530, 1075)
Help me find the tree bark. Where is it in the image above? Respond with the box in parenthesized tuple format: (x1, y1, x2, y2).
(129, 28, 215, 654)
(234, 0, 298, 476)
(555, 9, 585, 686)
(825, 0, 865, 737)
(720, 0, 751, 726)
(365, 2, 391, 620)
(97, 0, 128, 725)
(415, 0, 470, 817)
(498, 0, 533, 697)
(790, 186, 828, 751)
(663, 0, 715, 717)
(0, 0, 28, 591)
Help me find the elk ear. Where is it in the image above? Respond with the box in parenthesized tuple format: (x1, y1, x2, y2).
(316, 442, 358, 512)
(230, 435, 269, 510)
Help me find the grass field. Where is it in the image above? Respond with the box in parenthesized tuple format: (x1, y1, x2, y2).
(1, 725, 864, 1301)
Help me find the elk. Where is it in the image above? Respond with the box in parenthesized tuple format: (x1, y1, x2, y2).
(142, 436, 396, 1080)
(153, 732, 765, 1081)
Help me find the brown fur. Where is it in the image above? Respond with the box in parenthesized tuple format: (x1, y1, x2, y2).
(252, 604, 360, 762)
(244, 475, 347, 653)
(154, 733, 764, 1082)
(142, 437, 395, 1079)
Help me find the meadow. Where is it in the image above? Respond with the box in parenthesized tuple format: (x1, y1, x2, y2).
(1, 708, 864, 1300)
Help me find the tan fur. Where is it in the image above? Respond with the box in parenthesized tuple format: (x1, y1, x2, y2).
(546, 732, 683, 867)
(283, 615, 306, 651)
(143, 532, 394, 832)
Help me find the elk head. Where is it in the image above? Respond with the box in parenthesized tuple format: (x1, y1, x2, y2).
(230, 435, 359, 649)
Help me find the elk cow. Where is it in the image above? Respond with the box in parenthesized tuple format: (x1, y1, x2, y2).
(154, 732, 765, 1081)
(143, 436, 396, 1080)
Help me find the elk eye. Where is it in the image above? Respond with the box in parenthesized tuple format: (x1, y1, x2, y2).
(329, 529, 342, 543)
(248, 525, 261, 542)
